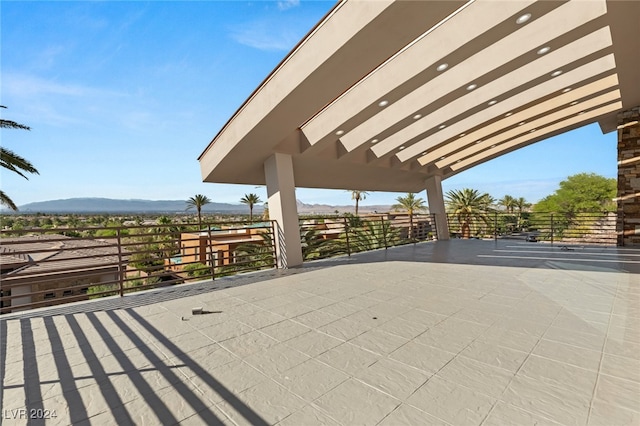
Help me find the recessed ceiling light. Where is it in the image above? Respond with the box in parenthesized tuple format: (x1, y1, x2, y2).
(570, 101, 579, 106)
(440, 156, 446, 160)
(516, 13, 531, 25)
(537, 46, 551, 55)
(439, 124, 446, 129)
(490, 144, 496, 148)
(518, 121, 526, 126)
(475, 140, 482, 144)
(505, 112, 513, 117)
(551, 70, 563, 77)
(562, 88, 572, 93)
(378, 100, 389, 107)
(459, 133, 466, 138)
(413, 114, 422, 120)
(436, 63, 448, 72)
(335, 130, 344, 136)
(456, 160, 461, 163)
(466, 83, 477, 91)
(421, 152, 427, 156)
(579, 111, 585, 115)
(371, 139, 379, 144)
(529, 129, 536, 133)
(488, 100, 497, 106)
(398, 146, 405, 150)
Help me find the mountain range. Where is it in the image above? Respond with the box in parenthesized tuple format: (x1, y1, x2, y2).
(8, 198, 393, 214)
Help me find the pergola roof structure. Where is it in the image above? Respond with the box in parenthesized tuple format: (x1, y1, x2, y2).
(199, 0, 640, 193)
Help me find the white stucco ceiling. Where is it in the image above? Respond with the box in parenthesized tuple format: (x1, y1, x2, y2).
(199, 0, 640, 193)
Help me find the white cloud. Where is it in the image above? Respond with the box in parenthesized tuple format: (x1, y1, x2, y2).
(228, 19, 301, 51)
(277, 0, 300, 11)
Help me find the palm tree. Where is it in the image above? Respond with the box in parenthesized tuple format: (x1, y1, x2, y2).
(240, 193, 262, 222)
(1, 106, 39, 211)
(186, 194, 211, 228)
(349, 190, 369, 216)
(445, 188, 491, 239)
(392, 193, 426, 239)
(499, 195, 516, 213)
(514, 197, 531, 229)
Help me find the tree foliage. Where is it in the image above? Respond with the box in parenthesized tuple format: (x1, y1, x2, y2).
(392, 193, 427, 239)
(1, 106, 39, 211)
(445, 188, 492, 238)
(240, 193, 262, 222)
(534, 173, 616, 214)
(186, 194, 211, 227)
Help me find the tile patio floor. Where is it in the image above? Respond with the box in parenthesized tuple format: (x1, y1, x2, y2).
(1, 240, 639, 425)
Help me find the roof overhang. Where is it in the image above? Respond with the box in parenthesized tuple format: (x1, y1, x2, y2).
(199, 0, 640, 193)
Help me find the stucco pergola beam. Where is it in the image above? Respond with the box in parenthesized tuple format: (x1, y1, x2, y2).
(409, 55, 618, 166)
(338, 0, 608, 157)
(449, 101, 623, 177)
(298, 0, 535, 156)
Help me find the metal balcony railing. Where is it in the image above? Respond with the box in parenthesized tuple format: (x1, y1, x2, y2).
(0, 220, 277, 314)
(446, 211, 617, 245)
(298, 213, 437, 261)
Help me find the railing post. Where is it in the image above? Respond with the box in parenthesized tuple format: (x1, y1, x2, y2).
(494, 212, 498, 241)
(116, 228, 125, 297)
(343, 216, 351, 256)
(206, 223, 215, 280)
(550, 213, 554, 245)
(271, 220, 279, 268)
(381, 215, 388, 249)
(431, 213, 438, 240)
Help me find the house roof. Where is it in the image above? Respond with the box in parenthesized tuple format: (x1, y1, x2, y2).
(198, 0, 639, 193)
(0, 235, 120, 280)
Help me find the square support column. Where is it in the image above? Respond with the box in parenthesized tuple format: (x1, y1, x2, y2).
(425, 175, 449, 240)
(264, 153, 303, 267)
(617, 106, 640, 246)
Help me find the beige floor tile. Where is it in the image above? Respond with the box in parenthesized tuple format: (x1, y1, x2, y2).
(317, 316, 372, 341)
(218, 330, 279, 358)
(594, 374, 640, 413)
(484, 401, 562, 426)
(276, 404, 341, 426)
(291, 310, 340, 329)
(604, 338, 640, 360)
(532, 339, 602, 371)
(284, 330, 343, 357)
(197, 320, 255, 343)
(378, 403, 450, 426)
(460, 340, 528, 373)
(588, 399, 640, 426)
(348, 328, 409, 356)
(480, 327, 540, 353)
(353, 358, 430, 401)
(601, 353, 640, 382)
(389, 341, 455, 374)
(501, 375, 591, 425)
(316, 342, 380, 375)
(216, 380, 306, 425)
(259, 319, 311, 343)
(273, 359, 349, 402)
(313, 378, 401, 425)
(406, 376, 495, 425)
(518, 355, 598, 397)
(436, 356, 514, 398)
(374, 316, 429, 339)
(543, 326, 606, 352)
(243, 343, 310, 377)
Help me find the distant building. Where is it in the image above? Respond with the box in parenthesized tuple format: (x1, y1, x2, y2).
(0, 235, 121, 313)
(167, 224, 269, 270)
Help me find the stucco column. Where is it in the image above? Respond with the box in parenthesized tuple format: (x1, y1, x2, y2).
(264, 153, 303, 267)
(425, 175, 449, 240)
(617, 106, 640, 246)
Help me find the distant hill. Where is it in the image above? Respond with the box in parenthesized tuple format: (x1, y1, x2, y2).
(13, 198, 259, 214)
(8, 197, 394, 215)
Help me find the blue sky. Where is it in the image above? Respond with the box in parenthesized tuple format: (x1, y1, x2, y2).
(1, 1, 617, 209)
